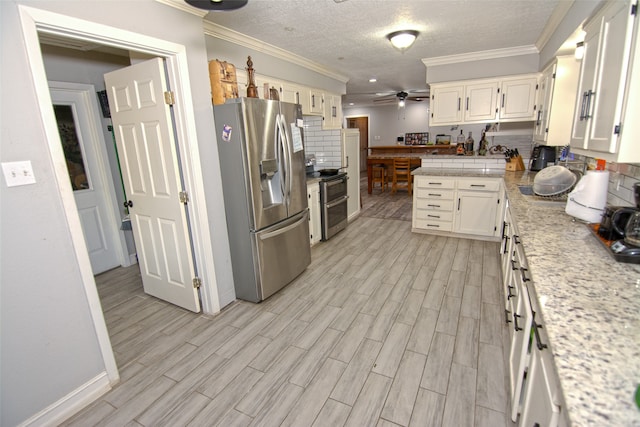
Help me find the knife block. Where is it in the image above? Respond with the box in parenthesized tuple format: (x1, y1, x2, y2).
(505, 155, 525, 171)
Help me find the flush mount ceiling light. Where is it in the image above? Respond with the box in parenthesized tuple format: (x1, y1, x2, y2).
(184, 0, 248, 11)
(387, 30, 419, 51)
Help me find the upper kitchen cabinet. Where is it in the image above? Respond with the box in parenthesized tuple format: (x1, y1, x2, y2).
(498, 75, 538, 121)
(323, 93, 343, 129)
(429, 74, 538, 126)
(570, 0, 640, 163)
(430, 84, 464, 124)
(534, 56, 580, 145)
(430, 80, 498, 125)
(308, 89, 324, 115)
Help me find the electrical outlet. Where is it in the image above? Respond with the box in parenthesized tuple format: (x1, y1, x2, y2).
(2, 161, 36, 187)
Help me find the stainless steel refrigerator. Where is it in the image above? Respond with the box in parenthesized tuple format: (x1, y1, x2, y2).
(213, 97, 311, 302)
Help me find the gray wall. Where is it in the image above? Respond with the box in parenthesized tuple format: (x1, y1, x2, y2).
(40, 44, 136, 256)
(343, 103, 431, 146)
(1, 1, 231, 425)
(426, 53, 540, 84)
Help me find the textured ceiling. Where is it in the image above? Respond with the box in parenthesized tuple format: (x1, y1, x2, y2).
(204, 0, 563, 106)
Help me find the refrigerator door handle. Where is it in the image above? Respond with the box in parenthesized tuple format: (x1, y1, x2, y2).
(259, 210, 307, 240)
(277, 113, 293, 207)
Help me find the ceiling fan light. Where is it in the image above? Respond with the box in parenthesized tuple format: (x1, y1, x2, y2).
(398, 99, 406, 107)
(184, 0, 248, 11)
(387, 30, 419, 51)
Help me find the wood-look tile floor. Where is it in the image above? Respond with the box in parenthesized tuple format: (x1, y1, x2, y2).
(63, 178, 514, 427)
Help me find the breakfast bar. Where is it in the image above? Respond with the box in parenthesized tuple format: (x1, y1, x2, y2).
(366, 145, 456, 193)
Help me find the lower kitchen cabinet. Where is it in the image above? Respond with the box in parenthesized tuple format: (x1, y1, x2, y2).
(412, 175, 503, 240)
(500, 202, 568, 426)
(307, 182, 321, 246)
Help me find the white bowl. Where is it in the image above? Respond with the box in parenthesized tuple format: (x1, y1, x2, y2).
(533, 165, 577, 196)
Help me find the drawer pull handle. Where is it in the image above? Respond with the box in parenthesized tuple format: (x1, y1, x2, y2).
(513, 313, 522, 331)
(513, 235, 521, 245)
(427, 214, 440, 218)
(510, 259, 518, 271)
(505, 309, 512, 324)
(426, 224, 440, 228)
(428, 182, 443, 185)
(427, 204, 441, 208)
(520, 267, 530, 282)
(428, 193, 442, 197)
(532, 311, 548, 350)
(507, 285, 515, 299)
(470, 184, 486, 188)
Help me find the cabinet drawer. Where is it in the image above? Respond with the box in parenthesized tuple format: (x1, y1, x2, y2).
(414, 218, 453, 232)
(415, 177, 456, 189)
(415, 199, 455, 211)
(415, 188, 455, 200)
(457, 179, 500, 192)
(415, 209, 454, 222)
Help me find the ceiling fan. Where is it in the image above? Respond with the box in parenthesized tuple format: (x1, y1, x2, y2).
(372, 90, 429, 105)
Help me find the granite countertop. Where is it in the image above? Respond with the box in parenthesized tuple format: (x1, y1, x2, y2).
(414, 167, 640, 425)
(412, 167, 506, 178)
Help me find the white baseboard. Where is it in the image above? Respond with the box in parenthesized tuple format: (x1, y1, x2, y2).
(128, 253, 138, 265)
(18, 372, 111, 427)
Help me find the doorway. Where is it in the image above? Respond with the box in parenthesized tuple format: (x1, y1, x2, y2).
(49, 81, 129, 275)
(19, 4, 222, 391)
(346, 116, 369, 173)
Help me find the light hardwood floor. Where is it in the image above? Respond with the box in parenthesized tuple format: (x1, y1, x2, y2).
(63, 177, 514, 427)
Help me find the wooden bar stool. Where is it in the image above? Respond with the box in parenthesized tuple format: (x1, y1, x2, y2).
(392, 158, 412, 195)
(371, 164, 388, 192)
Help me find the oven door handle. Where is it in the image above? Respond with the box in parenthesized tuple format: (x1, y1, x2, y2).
(325, 178, 345, 189)
(326, 195, 349, 209)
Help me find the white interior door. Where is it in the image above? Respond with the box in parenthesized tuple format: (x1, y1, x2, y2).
(50, 83, 124, 275)
(104, 58, 200, 312)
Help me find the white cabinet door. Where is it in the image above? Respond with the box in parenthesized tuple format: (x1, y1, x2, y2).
(571, 0, 636, 156)
(536, 56, 581, 146)
(307, 182, 321, 245)
(534, 63, 555, 142)
(499, 76, 538, 121)
(281, 83, 300, 105)
(464, 80, 499, 122)
(323, 93, 343, 129)
(455, 190, 498, 236)
(519, 344, 561, 427)
(308, 89, 324, 115)
(430, 84, 463, 125)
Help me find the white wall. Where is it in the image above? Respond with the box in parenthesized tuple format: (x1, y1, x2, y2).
(1, 1, 230, 425)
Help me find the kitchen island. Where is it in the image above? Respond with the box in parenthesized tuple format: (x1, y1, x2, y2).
(412, 167, 640, 426)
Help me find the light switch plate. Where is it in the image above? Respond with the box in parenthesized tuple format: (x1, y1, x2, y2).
(2, 161, 36, 187)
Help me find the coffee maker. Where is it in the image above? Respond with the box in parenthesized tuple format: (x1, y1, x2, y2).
(609, 183, 640, 259)
(530, 146, 556, 171)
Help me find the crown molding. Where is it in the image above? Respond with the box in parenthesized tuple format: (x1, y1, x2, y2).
(203, 21, 349, 83)
(536, 0, 575, 51)
(154, 0, 209, 18)
(422, 45, 539, 67)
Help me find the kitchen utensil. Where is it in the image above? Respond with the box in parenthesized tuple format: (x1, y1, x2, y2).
(533, 165, 577, 196)
(318, 168, 341, 176)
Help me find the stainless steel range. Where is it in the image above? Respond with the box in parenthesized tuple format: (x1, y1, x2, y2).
(320, 172, 348, 240)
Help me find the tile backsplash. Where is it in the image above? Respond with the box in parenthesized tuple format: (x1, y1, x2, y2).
(303, 116, 342, 169)
(604, 162, 640, 207)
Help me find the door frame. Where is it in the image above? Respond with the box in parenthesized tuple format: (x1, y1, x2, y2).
(49, 81, 130, 273)
(344, 114, 370, 172)
(18, 5, 222, 385)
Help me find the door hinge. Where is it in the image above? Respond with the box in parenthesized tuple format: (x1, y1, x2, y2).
(179, 191, 189, 204)
(192, 277, 202, 289)
(631, 3, 637, 16)
(164, 91, 176, 105)
(535, 83, 539, 90)
(614, 123, 622, 134)
(552, 72, 556, 79)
